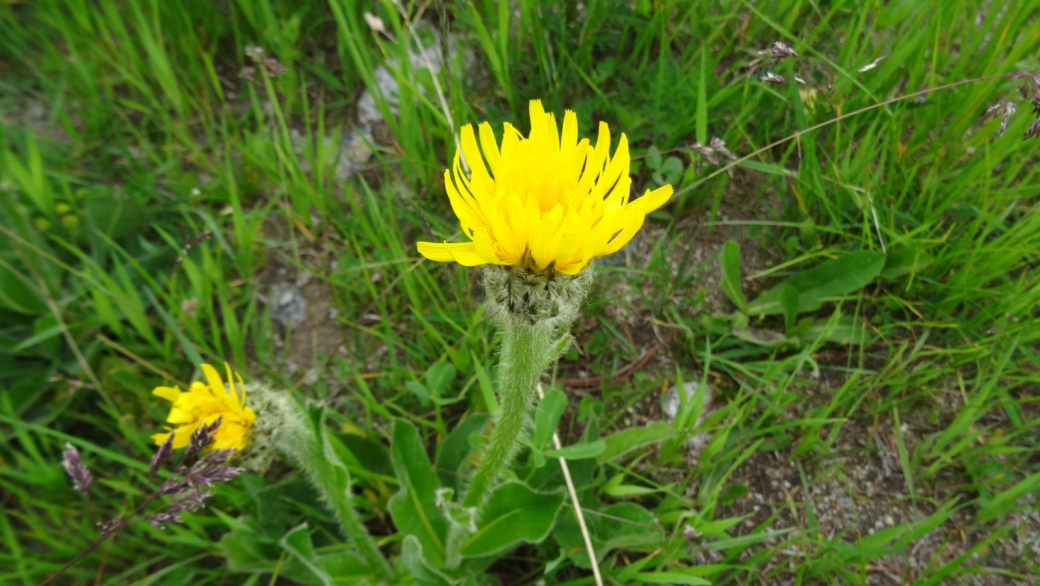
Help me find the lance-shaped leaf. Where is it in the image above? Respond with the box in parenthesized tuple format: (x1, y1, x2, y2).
(389, 420, 450, 568)
(402, 535, 461, 586)
(461, 481, 565, 558)
(747, 251, 885, 315)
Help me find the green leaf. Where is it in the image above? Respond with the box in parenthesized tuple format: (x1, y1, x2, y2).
(732, 327, 796, 348)
(719, 240, 746, 313)
(798, 315, 874, 345)
(598, 422, 676, 462)
(336, 432, 394, 478)
(696, 46, 708, 144)
(717, 483, 750, 504)
(389, 421, 449, 568)
(470, 352, 499, 413)
(407, 381, 431, 407)
(434, 414, 489, 491)
(976, 470, 1040, 522)
(541, 440, 605, 460)
(554, 502, 663, 568)
(736, 159, 796, 177)
(221, 518, 375, 585)
(279, 524, 333, 586)
(222, 526, 279, 573)
(602, 484, 657, 497)
(401, 535, 460, 586)
(645, 145, 662, 169)
(533, 389, 568, 447)
(461, 481, 565, 558)
(5, 131, 52, 214)
(661, 156, 683, 176)
(635, 572, 711, 585)
(747, 251, 885, 315)
(881, 248, 935, 280)
(84, 193, 146, 240)
(0, 264, 46, 315)
(425, 361, 457, 400)
(547, 333, 573, 361)
(779, 284, 799, 331)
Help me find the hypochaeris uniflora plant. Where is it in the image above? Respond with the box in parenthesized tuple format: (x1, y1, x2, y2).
(154, 363, 397, 582)
(419, 100, 672, 569)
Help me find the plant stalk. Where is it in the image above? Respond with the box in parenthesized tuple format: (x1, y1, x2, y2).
(285, 415, 396, 583)
(462, 320, 555, 508)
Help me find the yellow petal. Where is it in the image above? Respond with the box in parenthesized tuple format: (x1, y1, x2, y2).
(560, 110, 578, 160)
(599, 133, 630, 196)
(417, 241, 485, 266)
(600, 212, 646, 256)
(224, 362, 243, 407)
(460, 125, 494, 196)
(478, 122, 501, 176)
(171, 424, 198, 448)
(152, 386, 182, 402)
(472, 227, 506, 265)
(531, 205, 564, 269)
(634, 184, 673, 213)
(201, 363, 226, 397)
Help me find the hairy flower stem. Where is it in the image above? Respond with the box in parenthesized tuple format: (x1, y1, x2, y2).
(284, 415, 396, 583)
(463, 321, 555, 508)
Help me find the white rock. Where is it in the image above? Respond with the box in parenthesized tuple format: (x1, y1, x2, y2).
(356, 27, 458, 126)
(270, 282, 307, 327)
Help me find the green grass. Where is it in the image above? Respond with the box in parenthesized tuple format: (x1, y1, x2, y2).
(2, 0, 1039, 584)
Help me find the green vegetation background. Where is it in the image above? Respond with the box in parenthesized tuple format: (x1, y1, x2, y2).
(1, 0, 1038, 584)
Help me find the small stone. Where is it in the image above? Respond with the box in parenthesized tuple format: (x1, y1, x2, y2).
(884, 515, 895, 526)
(270, 282, 307, 327)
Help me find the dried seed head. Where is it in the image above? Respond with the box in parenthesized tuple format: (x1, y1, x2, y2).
(690, 137, 737, 167)
(998, 101, 1017, 136)
(149, 433, 174, 478)
(1026, 118, 1040, 139)
(265, 58, 286, 76)
(244, 46, 265, 62)
(97, 520, 120, 536)
(762, 41, 798, 60)
(148, 489, 214, 529)
(761, 72, 786, 85)
(857, 56, 886, 73)
(183, 416, 223, 463)
(363, 11, 386, 34)
(709, 137, 737, 161)
(62, 443, 92, 495)
(1019, 79, 1040, 112)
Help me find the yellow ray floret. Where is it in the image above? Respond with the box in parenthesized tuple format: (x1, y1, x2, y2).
(152, 363, 256, 453)
(417, 100, 673, 274)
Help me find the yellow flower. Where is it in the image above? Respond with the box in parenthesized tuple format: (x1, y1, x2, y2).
(417, 100, 673, 275)
(152, 363, 257, 452)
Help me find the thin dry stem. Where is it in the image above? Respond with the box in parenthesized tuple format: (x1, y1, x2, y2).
(537, 383, 603, 586)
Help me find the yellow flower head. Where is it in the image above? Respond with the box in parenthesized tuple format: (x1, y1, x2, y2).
(418, 100, 673, 275)
(152, 363, 257, 453)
